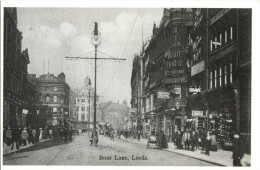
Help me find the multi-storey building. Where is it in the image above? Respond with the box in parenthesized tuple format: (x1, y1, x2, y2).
(140, 8, 193, 141)
(188, 8, 251, 153)
(32, 72, 70, 128)
(74, 77, 102, 130)
(3, 8, 32, 128)
(69, 89, 77, 128)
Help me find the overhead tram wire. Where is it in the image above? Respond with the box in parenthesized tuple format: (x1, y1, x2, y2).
(102, 9, 140, 96)
(51, 9, 95, 79)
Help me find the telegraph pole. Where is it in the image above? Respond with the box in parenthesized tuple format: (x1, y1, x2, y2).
(66, 22, 126, 146)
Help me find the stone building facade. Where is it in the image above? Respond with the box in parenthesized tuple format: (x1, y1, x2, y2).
(3, 8, 32, 128)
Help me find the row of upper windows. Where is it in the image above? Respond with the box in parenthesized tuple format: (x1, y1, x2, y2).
(77, 99, 87, 103)
(210, 26, 235, 52)
(38, 86, 64, 92)
(75, 106, 92, 111)
(209, 63, 233, 89)
(41, 95, 66, 104)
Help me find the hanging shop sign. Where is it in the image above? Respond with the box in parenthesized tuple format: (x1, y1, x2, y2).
(191, 60, 205, 76)
(130, 108, 137, 113)
(192, 110, 203, 117)
(157, 91, 170, 100)
(22, 109, 28, 115)
(189, 87, 201, 93)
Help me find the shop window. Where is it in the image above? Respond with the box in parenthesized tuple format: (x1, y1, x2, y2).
(224, 65, 227, 85)
(230, 63, 233, 84)
(210, 71, 213, 89)
(214, 69, 217, 88)
(219, 67, 222, 87)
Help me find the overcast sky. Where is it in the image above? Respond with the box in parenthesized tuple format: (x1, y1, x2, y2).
(17, 8, 163, 105)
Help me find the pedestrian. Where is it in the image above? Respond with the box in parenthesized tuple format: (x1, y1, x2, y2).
(233, 130, 244, 166)
(182, 129, 191, 150)
(125, 130, 128, 139)
(90, 130, 98, 145)
(49, 128, 53, 140)
(190, 129, 197, 151)
(39, 128, 43, 140)
(21, 127, 29, 146)
(35, 128, 40, 143)
(137, 131, 141, 141)
(68, 127, 73, 142)
(201, 128, 207, 151)
(64, 127, 68, 143)
(6, 125, 12, 147)
(11, 126, 20, 150)
(27, 127, 32, 144)
(205, 131, 211, 156)
(110, 130, 114, 141)
(157, 129, 163, 150)
(18, 127, 23, 146)
(162, 131, 168, 148)
(3, 127, 7, 146)
(32, 128, 36, 144)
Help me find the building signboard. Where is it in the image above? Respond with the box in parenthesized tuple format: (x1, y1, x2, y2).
(162, 75, 187, 85)
(157, 91, 170, 100)
(192, 110, 203, 117)
(191, 60, 205, 76)
(189, 87, 201, 93)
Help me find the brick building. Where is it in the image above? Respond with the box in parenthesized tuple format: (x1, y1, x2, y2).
(31, 72, 70, 128)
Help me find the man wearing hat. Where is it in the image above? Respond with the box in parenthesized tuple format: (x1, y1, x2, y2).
(233, 130, 244, 166)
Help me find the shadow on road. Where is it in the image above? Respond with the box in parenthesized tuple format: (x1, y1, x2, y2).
(15, 140, 71, 154)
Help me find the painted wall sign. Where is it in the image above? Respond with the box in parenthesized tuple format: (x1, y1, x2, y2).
(209, 9, 231, 25)
(165, 69, 185, 77)
(209, 44, 236, 64)
(162, 76, 187, 85)
(191, 60, 205, 76)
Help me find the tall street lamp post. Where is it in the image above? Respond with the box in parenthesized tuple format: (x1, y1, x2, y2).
(88, 79, 92, 138)
(91, 22, 101, 146)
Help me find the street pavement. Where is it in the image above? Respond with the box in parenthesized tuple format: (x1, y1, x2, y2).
(3, 133, 216, 166)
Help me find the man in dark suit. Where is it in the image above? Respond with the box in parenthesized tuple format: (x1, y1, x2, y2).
(233, 130, 244, 166)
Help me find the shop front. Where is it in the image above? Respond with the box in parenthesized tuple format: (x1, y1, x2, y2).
(206, 86, 236, 150)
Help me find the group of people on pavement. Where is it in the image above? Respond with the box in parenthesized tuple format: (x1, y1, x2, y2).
(3, 125, 41, 150)
(156, 129, 168, 150)
(3, 123, 75, 151)
(174, 128, 212, 154)
(173, 128, 244, 166)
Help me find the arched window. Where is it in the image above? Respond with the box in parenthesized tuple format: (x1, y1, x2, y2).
(46, 95, 50, 103)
